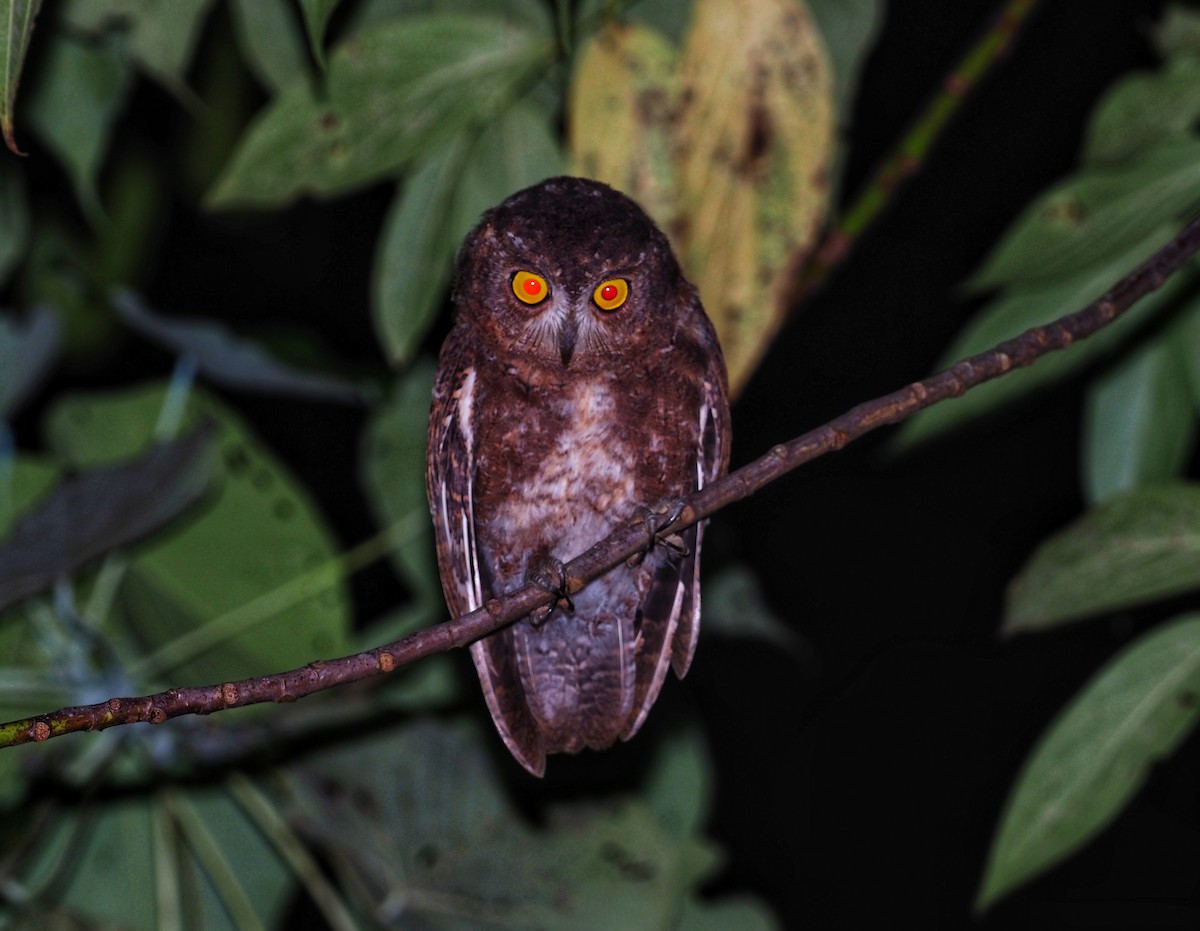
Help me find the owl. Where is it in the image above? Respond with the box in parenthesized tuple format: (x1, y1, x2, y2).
(426, 176, 730, 776)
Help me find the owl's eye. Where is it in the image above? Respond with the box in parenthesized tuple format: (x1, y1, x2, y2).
(512, 271, 549, 305)
(592, 278, 629, 312)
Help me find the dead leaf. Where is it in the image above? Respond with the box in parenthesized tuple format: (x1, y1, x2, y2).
(568, 21, 680, 237)
(674, 0, 834, 396)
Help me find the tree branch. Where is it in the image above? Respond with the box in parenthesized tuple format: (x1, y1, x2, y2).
(794, 0, 1042, 302)
(3, 212, 1199, 751)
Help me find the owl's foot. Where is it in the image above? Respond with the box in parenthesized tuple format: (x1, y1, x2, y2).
(627, 499, 690, 567)
(527, 553, 574, 626)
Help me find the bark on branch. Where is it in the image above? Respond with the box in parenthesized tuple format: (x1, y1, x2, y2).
(2, 214, 1199, 750)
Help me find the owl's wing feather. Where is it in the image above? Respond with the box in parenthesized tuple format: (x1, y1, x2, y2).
(623, 350, 730, 741)
(428, 364, 481, 618)
(427, 352, 547, 776)
(620, 546, 688, 741)
(669, 367, 728, 677)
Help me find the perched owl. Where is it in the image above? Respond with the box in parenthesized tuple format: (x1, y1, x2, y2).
(426, 177, 730, 776)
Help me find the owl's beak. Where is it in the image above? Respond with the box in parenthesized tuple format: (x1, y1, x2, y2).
(557, 313, 579, 366)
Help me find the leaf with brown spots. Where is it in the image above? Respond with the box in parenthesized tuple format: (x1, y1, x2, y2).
(673, 0, 834, 396)
(568, 21, 680, 241)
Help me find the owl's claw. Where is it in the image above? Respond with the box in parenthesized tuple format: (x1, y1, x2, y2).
(627, 499, 690, 567)
(527, 553, 574, 625)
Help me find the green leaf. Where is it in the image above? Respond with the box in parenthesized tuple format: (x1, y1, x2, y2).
(1155, 4, 1200, 59)
(14, 786, 294, 931)
(528, 803, 722, 930)
(284, 719, 762, 929)
(0, 452, 56, 539)
(703, 564, 812, 660)
(0, 0, 41, 154)
(0, 425, 215, 613)
(43, 383, 352, 683)
(1081, 336, 1196, 504)
(298, 0, 341, 68)
(113, 290, 363, 403)
(0, 304, 58, 420)
(1172, 286, 1200, 409)
(808, 0, 882, 123)
(894, 226, 1194, 450)
(971, 137, 1200, 290)
(977, 615, 1200, 910)
(447, 97, 566, 239)
(1083, 56, 1200, 164)
(228, 0, 308, 93)
(678, 898, 782, 931)
(57, 797, 159, 930)
(0, 162, 29, 284)
(60, 0, 216, 89)
(169, 787, 295, 930)
(347, 0, 553, 35)
(372, 98, 563, 364)
(285, 722, 512, 911)
(1006, 484, 1200, 634)
(594, 0, 689, 44)
(23, 30, 132, 222)
(371, 140, 470, 366)
(643, 726, 712, 841)
(207, 15, 553, 208)
(359, 360, 437, 604)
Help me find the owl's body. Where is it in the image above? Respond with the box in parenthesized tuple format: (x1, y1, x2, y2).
(428, 177, 729, 776)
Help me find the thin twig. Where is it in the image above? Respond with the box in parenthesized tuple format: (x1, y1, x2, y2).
(793, 0, 1042, 302)
(2, 212, 1199, 750)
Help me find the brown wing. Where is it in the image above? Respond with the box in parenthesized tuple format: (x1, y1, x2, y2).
(427, 339, 547, 775)
(621, 335, 731, 741)
(670, 362, 730, 677)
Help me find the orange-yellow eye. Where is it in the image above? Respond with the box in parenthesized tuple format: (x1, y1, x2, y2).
(593, 278, 628, 311)
(512, 271, 548, 305)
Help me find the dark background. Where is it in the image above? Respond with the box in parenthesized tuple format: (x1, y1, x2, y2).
(725, 1, 1199, 928)
(9, 0, 1198, 928)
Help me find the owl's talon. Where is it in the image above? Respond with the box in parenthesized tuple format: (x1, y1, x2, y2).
(628, 499, 690, 566)
(527, 554, 573, 625)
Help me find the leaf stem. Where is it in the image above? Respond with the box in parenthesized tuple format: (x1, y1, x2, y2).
(793, 0, 1042, 302)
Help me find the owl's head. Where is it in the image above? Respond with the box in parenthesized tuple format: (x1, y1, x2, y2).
(453, 177, 694, 370)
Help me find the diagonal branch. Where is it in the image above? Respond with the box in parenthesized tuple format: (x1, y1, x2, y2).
(2, 212, 1199, 750)
(794, 0, 1042, 303)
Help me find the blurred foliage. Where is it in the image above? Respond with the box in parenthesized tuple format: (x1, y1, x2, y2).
(0, 0, 875, 926)
(2, 0, 1200, 926)
(895, 5, 1200, 912)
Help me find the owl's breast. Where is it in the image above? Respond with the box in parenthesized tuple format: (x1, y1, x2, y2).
(472, 370, 683, 589)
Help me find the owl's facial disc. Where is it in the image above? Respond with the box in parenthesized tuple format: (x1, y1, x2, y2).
(501, 264, 639, 367)
(557, 278, 630, 366)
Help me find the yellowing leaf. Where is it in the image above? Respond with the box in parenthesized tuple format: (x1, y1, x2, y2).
(568, 22, 680, 238)
(674, 0, 834, 396)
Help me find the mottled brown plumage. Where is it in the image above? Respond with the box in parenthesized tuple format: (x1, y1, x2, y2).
(427, 177, 730, 776)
